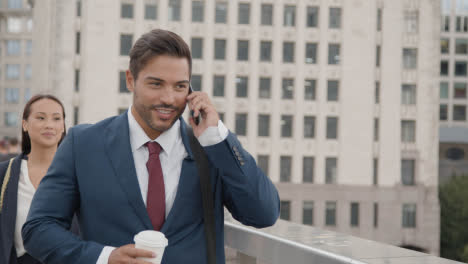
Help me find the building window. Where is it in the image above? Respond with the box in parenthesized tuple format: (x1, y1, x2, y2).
(168, 0, 181, 21)
(5, 88, 19, 103)
(441, 60, 449, 76)
(453, 105, 467, 121)
(218, 112, 224, 122)
(191, 38, 203, 59)
(305, 80, 316, 100)
(76, 32, 81, 54)
(325, 201, 337, 226)
(236, 76, 248, 97)
(75, 70, 80, 92)
(282, 78, 294, 99)
(403, 48, 417, 69)
(455, 61, 467, 76)
(326, 117, 338, 139)
(374, 203, 379, 228)
(6, 64, 20, 80)
(191, 75, 202, 91)
(7, 17, 22, 33)
(328, 44, 340, 65)
(235, 113, 247, 136)
(303, 157, 314, 183)
(26, 40, 32, 55)
(259, 77, 271, 99)
(374, 118, 379, 141)
(214, 39, 226, 60)
(402, 84, 416, 105)
(325, 157, 337, 184)
(25, 64, 31, 80)
(260, 41, 272, 62)
(261, 4, 273, 25)
(74, 107, 79, 126)
(401, 159, 415, 185)
(377, 8, 382, 31)
(455, 39, 468, 54)
(213, 75, 225, 97)
(304, 116, 315, 138)
(8, 0, 22, 9)
(5, 112, 19, 127)
(454, 83, 467, 98)
(281, 115, 293, 138)
(440, 104, 448, 121)
(350, 202, 359, 227)
(441, 38, 450, 54)
(192, 1, 204, 22)
(238, 3, 250, 24)
(443, 16, 450, 32)
(446, 147, 465, 160)
(402, 204, 417, 228)
(6, 40, 21, 56)
(284, 5, 296, 26)
(24, 88, 31, 102)
(373, 158, 378, 185)
(258, 114, 270, 137)
(258, 155, 269, 175)
(440, 82, 449, 99)
(280, 201, 291, 220)
(306, 6, 319, 27)
(329, 7, 341, 29)
(303, 201, 314, 225)
(404, 10, 419, 33)
(237, 40, 249, 61)
(120, 34, 133, 56)
(121, 3, 134, 18)
(305, 43, 317, 64)
(376, 45, 381, 67)
(401, 120, 416, 142)
(145, 4, 157, 20)
(119, 71, 128, 93)
(456, 16, 468, 32)
(327, 80, 339, 101)
(215, 2, 227, 23)
(283, 42, 295, 63)
(77, 0, 82, 17)
(280, 156, 292, 182)
(375, 82, 380, 104)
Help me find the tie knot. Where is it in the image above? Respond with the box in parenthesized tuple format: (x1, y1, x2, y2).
(146, 141, 162, 156)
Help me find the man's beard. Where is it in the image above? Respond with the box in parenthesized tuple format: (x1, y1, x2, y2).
(135, 102, 185, 133)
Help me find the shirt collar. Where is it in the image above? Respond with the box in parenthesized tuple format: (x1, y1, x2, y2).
(127, 107, 180, 155)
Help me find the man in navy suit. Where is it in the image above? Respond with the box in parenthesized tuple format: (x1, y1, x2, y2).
(22, 29, 280, 264)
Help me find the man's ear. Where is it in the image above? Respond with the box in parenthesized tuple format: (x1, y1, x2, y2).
(126, 70, 135, 92)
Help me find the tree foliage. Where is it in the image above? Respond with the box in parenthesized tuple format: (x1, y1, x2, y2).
(440, 175, 468, 262)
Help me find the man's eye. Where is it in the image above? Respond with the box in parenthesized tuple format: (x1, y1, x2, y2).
(150, 82, 161, 87)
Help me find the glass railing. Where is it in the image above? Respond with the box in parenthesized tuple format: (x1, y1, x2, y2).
(224, 218, 463, 264)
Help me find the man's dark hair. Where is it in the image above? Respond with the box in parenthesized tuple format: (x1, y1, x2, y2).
(129, 29, 192, 81)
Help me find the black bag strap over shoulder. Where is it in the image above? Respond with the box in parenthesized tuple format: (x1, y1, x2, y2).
(187, 128, 216, 264)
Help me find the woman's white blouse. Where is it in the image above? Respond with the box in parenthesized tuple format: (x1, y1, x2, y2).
(14, 160, 36, 257)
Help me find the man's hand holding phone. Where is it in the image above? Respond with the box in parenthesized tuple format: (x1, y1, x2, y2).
(186, 89, 219, 138)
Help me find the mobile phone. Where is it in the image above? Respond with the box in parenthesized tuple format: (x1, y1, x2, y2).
(189, 85, 200, 126)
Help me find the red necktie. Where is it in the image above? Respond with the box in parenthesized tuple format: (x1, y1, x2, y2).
(146, 142, 165, 230)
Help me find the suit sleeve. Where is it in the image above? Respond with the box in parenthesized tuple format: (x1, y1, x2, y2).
(22, 128, 104, 264)
(203, 132, 280, 228)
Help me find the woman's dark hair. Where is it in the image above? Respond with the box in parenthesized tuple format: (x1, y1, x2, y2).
(129, 29, 192, 81)
(22, 94, 66, 154)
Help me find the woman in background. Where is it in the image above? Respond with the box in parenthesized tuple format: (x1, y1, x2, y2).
(0, 94, 71, 264)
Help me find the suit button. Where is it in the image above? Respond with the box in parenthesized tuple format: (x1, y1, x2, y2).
(240, 161, 245, 166)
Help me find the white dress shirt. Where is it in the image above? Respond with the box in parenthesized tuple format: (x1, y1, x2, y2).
(96, 109, 228, 263)
(14, 160, 35, 258)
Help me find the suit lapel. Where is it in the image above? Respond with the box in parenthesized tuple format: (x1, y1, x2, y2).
(1, 154, 23, 264)
(104, 113, 153, 230)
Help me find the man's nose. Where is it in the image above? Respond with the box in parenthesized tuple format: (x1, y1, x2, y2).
(159, 88, 176, 104)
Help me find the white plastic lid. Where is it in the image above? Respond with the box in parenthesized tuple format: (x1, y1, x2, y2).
(134, 230, 168, 247)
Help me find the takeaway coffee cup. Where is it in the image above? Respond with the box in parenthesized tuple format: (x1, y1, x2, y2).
(134, 230, 168, 264)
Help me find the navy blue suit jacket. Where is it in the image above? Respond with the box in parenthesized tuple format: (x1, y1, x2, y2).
(22, 113, 280, 264)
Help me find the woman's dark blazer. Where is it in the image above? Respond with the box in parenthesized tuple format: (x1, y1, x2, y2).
(0, 153, 79, 264)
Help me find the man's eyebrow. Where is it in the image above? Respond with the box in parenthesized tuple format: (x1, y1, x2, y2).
(145, 77, 164, 82)
(176, 80, 190, 84)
